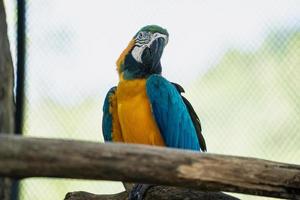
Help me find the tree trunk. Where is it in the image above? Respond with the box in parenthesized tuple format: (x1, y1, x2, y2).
(0, 0, 15, 199)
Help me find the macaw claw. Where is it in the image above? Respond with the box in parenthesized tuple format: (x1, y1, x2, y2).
(128, 184, 154, 200)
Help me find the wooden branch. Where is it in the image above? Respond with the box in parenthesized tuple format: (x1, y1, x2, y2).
(0, 135, 299, 199)
(65, 191, 128, 200)
(0, 1, 15, 199)
(65, 186, 240, 200)
(143, 186, 239, 200)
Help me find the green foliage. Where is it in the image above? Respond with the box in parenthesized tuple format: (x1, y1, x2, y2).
(187, 29, 300, 164)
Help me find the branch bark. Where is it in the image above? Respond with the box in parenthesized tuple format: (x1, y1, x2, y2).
(0, 135, 299, 199)
(65, 187, 240, 200)
(0, 1, 15, 199)
(65, 191, 128, 200)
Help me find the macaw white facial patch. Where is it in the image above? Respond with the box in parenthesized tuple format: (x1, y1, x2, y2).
(131, 45, 146, 63)
(132, 31, 168, 64)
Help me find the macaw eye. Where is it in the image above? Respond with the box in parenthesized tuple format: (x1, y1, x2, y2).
(137, 32, 144, 40)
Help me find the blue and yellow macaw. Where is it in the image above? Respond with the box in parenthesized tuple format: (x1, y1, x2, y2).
(102, 25, 206, 153)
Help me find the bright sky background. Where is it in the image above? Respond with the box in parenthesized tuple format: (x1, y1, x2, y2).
(5, 0, 300, 104)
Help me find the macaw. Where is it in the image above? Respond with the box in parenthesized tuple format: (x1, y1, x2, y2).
(102, 25, 206, 153)
(102, 24, 206, 200)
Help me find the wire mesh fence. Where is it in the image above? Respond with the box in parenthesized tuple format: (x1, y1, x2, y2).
(4, 0, 300, 199)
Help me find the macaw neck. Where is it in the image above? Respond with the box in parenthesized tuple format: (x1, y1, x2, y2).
(122, 53, 162, 80)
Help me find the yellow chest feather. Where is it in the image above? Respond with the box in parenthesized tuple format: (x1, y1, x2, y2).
(116, 79, 165, 146)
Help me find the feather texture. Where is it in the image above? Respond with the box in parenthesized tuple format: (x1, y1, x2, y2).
(172, 82, 207, 152)
(102, 87, 123, 142)
(102, 87, 116, 141)
(146, 75, 201, 151)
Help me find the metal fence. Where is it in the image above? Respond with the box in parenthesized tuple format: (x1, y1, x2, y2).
(4, 0, 300, 199)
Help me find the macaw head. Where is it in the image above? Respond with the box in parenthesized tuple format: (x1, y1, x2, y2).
(116, 25, 169, 80)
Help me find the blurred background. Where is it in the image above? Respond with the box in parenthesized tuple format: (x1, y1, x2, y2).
(3, 0, 300, 199)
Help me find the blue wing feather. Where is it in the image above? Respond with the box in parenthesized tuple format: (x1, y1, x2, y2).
(146, 75, 201, 151)
(102, 87, 117, 142)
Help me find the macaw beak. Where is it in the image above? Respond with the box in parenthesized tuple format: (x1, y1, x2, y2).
(141, 37, 166, 72)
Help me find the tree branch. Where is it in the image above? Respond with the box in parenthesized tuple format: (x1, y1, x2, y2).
(65, 186, 240, 200)
(0, 135, 299, 199)
(65, 191, 128, 200)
